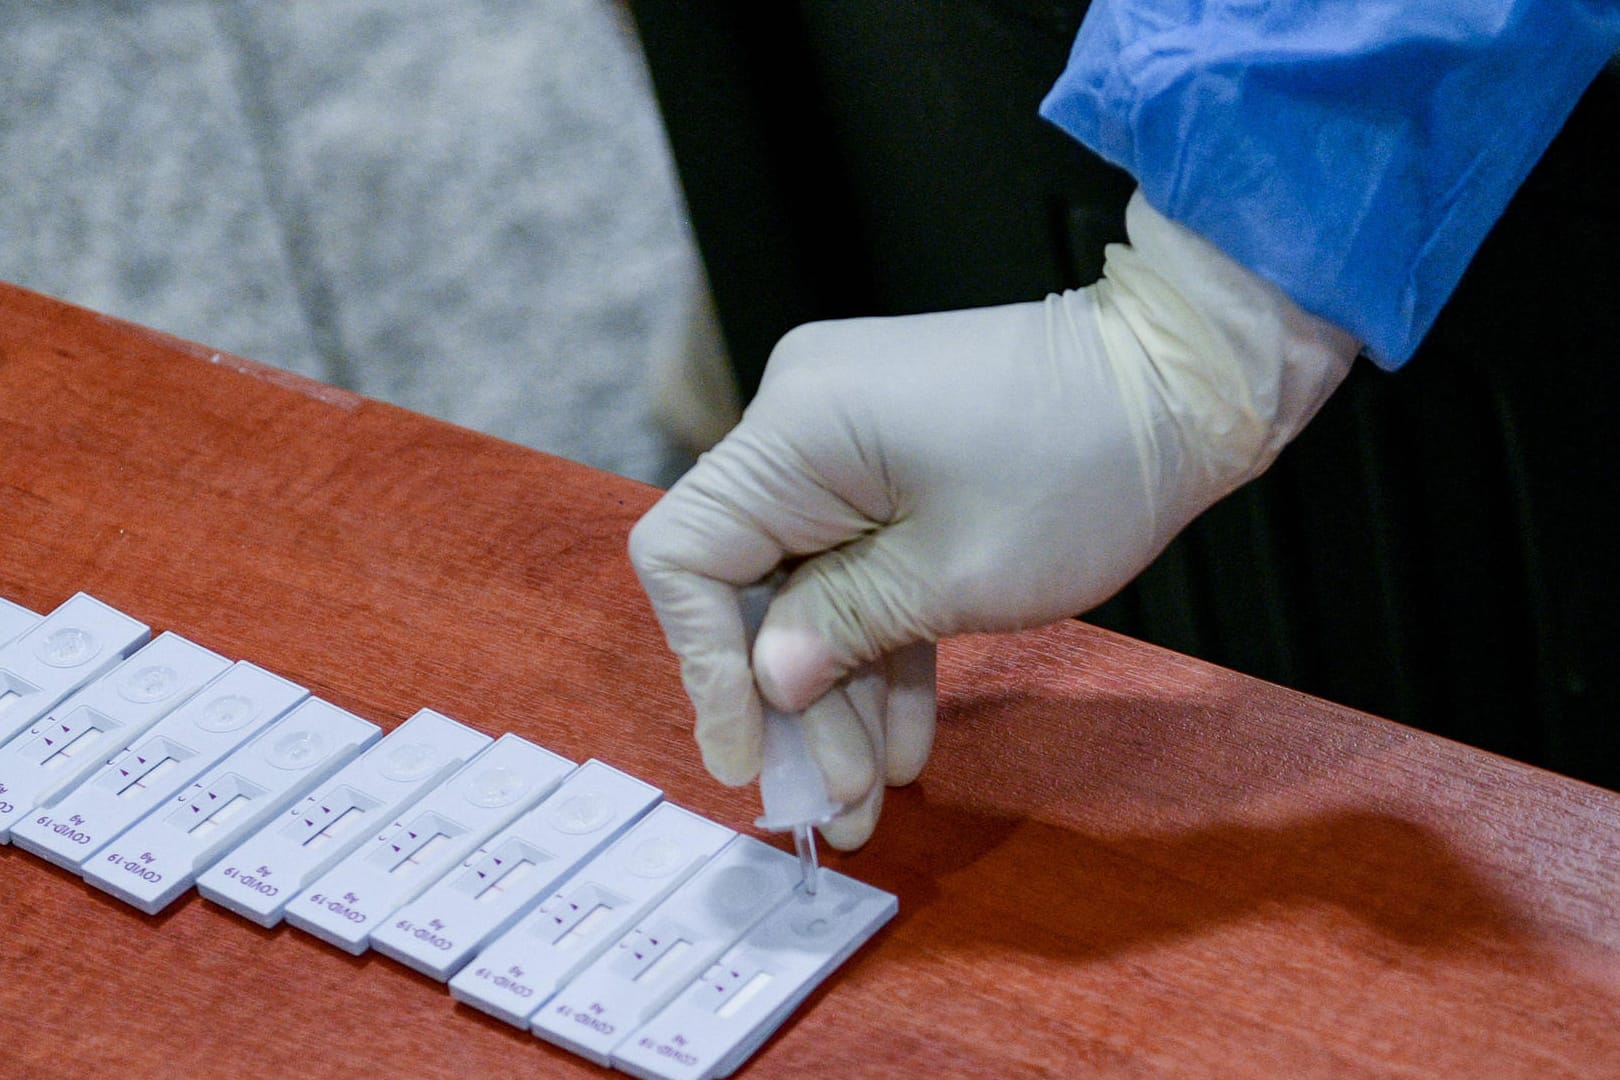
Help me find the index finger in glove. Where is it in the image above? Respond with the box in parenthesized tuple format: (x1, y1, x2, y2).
(798, 644, 935, 850)
(628, 422, 880, 785)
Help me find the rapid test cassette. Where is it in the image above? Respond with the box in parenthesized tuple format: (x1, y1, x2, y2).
(0, 632, 230, 843)
(450, 802, 735, 1029)
(0, 593, 149, 747)
(613, 870, 897, 1080)
(0, 596, 40, 648)
(197, 708, 489, 927)
(11, 661, 308, 870)
(81, 698, 379, 914)
(285, 733, 571, 955)
(371, 759, 662, 981)
(532, 835, 801, 1067)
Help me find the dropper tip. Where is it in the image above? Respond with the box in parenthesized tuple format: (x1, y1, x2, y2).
(793, 824, 819, 895)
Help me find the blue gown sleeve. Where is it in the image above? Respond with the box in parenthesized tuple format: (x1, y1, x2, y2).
(1040, 2, 1620, 368)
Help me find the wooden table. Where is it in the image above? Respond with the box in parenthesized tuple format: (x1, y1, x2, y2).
(2, 281, 1617, 1078)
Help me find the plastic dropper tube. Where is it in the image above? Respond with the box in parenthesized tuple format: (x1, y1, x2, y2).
(739, 584, 840, 893)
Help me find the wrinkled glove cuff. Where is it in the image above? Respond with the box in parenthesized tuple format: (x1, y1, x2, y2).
(1090, 190, 1362, 548)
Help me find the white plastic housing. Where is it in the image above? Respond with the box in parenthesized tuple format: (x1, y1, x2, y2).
(0, 596, 39, 649)
(614, 870, 897, 1079)
(531, 835, 800, 1066)
(197, 708, 490, 927)
(0, 593, 149, 747)
(0, 633, 232, 843)
(371, 759, 659, 981)
(285, 733, 571, 955)
(12, 662, 310, 870)
(449, 802, 734, 1029)
(80, 698, 380, 914)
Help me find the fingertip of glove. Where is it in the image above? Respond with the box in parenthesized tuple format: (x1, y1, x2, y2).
(801, 700, 878, 806)
(624, 500, 667, 570)
(753, 624, 838, 712)
(820, 787, 882, 851)
(884, 699, 936, 789)
(700, 744, 761, 788)
(694, 706, 763, 787)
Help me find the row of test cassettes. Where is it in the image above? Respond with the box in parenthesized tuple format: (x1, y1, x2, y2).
(0, 592, 895, 1080)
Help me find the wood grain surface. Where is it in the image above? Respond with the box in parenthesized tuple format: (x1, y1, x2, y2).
(2, 281, 1617, 1078)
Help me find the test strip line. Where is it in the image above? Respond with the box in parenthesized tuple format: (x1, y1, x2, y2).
(80, 698, 383, 915)
(371, 759, 663, 981)
(196, 708, 491, 927)
(0, 633, 232, 844)
(450, 801, 737, 1028)
(531, 835, 802, 1066)
(283, 733, 574, 955)
(613, 869, 898, 1080)
(8, 659, 302, 865)
(0, 589, 896, 1077)
(0, 593, 150, 748)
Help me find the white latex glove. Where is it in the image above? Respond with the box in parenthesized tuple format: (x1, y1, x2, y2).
(629, 190, 1360, 848)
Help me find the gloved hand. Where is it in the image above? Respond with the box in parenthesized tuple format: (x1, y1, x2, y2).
(629, 190, 1360, 848)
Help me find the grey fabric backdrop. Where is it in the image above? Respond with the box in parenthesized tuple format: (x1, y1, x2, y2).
(1, 0, 701, 485)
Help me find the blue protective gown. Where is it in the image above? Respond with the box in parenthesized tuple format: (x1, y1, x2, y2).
(1040, 2, 1620, 368)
